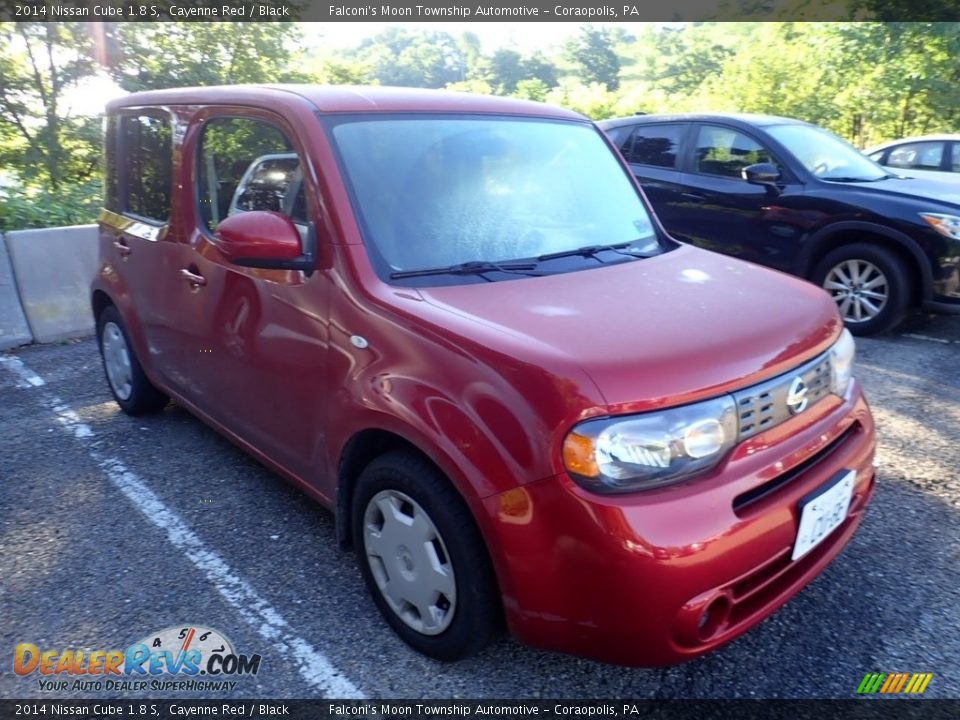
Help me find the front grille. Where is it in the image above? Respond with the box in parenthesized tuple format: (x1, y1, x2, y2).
(733, 353, 832, 441)
(733, 422, 860, 515)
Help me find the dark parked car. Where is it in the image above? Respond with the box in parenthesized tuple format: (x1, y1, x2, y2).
(599, 113, 960, 335)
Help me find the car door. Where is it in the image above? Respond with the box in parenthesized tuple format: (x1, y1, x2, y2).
(171, 110, 332, 480)
(669, 123, 806, 272)
(608, 122, 689, 231)
(101, 111, 182, 384)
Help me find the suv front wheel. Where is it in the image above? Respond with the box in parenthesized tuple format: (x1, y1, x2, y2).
(813, 243, 911, 336)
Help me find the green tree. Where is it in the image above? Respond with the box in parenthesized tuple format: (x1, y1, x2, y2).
(522, 52, 558, 89)
(0, 22, 100, 189)
(489, 49, 524, 94)
(645, 24, 737, 95)
(354, 28, 467, 88)
(108, 23, 306, 91)
(564, 26, 621, 91)
(513, 79, 550, 102)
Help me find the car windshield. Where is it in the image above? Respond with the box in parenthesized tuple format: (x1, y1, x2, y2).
(329, 116, 663, 278)
(767, 124, 888, 182)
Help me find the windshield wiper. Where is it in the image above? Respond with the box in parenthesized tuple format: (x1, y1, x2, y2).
(536, 241, 656, 263)
(390, 260, 545, 281)
(822, 176, 886, 183)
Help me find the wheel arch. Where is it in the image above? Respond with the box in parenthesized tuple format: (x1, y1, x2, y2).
(335, 428, 418, 549)
(91, 288, 115, 323)
(798, 221, 932, 305)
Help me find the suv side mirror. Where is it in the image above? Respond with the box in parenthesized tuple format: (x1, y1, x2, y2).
(214, 211, 315, 276)
(742, 163, 781, 186)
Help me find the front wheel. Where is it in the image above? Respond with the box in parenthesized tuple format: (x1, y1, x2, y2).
(812, 243, 911, 336)
(351, 450, 500, 661)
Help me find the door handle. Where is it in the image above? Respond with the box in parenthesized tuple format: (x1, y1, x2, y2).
(112, 240, 132, 257)
(180, 268, 207, 287)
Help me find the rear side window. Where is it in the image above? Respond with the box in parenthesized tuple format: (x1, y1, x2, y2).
(122, 113, 172, 222)
(695, 125, 774, 178)
(624, 124, 683, 169)
(952, 144, 960, 173)
(197, 117, 302, 233)
(104, 116, 120, 212)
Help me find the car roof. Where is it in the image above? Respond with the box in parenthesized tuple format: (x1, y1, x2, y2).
(865, 134, 960, 154)
(597, 112, 812, 129)
(106, 84, 585, 120)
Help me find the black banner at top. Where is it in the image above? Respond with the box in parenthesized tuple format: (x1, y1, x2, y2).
(1, 0, 959, 21)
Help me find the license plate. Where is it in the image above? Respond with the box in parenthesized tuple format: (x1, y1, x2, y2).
(792, 470, 855, 561)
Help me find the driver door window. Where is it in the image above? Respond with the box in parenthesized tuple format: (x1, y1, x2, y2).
(198, 118, 307, 236)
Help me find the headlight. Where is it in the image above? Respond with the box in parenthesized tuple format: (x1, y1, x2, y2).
(829, 328, 855, 397)
(562, 396, 737, 494)
(920, 213, 960, 240)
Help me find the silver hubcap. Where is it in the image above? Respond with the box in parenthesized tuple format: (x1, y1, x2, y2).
(823, 259, 889, 323)
(102, 321, 133, 400)
(363, 490, 456, 636)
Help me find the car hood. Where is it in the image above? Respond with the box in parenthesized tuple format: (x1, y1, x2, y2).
(418, 245, 842, 411)
(844, 175, 960, 206)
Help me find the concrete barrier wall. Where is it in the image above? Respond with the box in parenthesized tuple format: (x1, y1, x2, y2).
(0, 231, 34, 350)
(4, 225, 98, 344)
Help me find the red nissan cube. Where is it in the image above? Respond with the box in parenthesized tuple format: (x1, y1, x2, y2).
(92, 85, 875, 666)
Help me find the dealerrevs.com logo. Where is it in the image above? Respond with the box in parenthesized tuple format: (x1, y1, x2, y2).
(13, 625, 262, 693)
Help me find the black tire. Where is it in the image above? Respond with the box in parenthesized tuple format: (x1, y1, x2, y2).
(812, 243, 912, 336)
(96, 305, 168, 415)
(351, 449, 501, 661)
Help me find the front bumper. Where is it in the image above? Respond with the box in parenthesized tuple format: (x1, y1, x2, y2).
(482, 382, 875, 666)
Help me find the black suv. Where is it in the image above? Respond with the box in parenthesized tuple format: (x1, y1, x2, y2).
(599, 113, 960, 335)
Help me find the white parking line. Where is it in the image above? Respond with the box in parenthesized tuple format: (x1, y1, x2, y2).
(901, 333, 952, 344)
(0, 354, 365, 699)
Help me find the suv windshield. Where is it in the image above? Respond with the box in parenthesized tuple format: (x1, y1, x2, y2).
(329, 116, 664, 280)
(767, 124, 888, 182)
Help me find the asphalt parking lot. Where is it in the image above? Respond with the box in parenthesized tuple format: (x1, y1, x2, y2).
(1, 314, 958, 700)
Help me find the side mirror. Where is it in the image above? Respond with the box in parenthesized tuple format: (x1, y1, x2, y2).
(742, 163, 781, 186)
(214, 211, 315, 276)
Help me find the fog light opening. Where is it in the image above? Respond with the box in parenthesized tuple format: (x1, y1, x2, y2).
(698, 595, 731, 641)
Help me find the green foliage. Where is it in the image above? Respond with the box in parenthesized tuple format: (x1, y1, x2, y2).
(564, 26, 622, 91)
(352, 28, 467, 88)
(108, 23, 307, 91)
(0, 23, 100, 190)
(0, 178, 101, 231)
(513, 79, 551, 103)
(546, 81, 620, 120)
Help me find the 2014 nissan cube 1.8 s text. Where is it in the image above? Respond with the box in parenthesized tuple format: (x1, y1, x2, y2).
(93, 86, 876, 667)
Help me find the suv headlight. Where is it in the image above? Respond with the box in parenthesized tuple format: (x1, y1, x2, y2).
(829, 328, 855, 397)
(562, 396, 737, 494)
(920, 212, 960, 240)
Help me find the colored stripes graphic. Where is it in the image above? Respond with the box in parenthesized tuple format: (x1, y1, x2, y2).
(857, 672, 933, 695)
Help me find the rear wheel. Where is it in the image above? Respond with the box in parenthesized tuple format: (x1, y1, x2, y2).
(351, 450, 500, 661)
(813, 243, 911, 336)
(97, 305, 168, 415)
